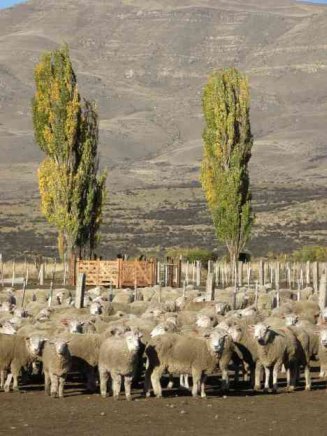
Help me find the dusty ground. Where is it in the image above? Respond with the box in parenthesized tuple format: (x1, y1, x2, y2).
(1, 376, 326, 436)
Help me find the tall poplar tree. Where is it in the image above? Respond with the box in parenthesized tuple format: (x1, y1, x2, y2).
(201, 67, 254, 282)
(32, 44, 107, 260)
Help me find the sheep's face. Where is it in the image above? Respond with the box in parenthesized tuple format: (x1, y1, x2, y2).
(253, 324, 270, 345)
(150, 324, 167, 337)
(285, 314, 298, 327)
(52, 339, 69, 356)
(208, 330, 228, 354)
(0, 302, 12, 313)
(13, 308, 28, 318)
(196, 315, 212, 329)
(69, 320, 84, 334)
(228, 325, 243, 342)
(90, 302, 102, 315)
(0, 321, 17, 335)
(215, 303, 227, 315)
(26, 336, 45, 356)
(241, 308, 256, 318)
(320, 329, 327, 347)
(125, 331, 141, 352)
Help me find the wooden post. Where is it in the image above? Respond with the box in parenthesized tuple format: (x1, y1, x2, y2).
(247, 264, 251, 288)
(306, 261, 310, 286)
(313, 262, 319, 293)
(208, 260, 213, 275)
(25, 267, 29, 287)
(215, 262, 219, 287)
(11, 260, 15, 287)
(275, 262, 280, 291)
(196, 261, 201, 287)
(158, 283, 162, 303)
(259, 260, 264, 286)
(21, 279, 27, 308)
(287, 265, 291, 289)
(75, 272, 86, 309)
(276, 288, 280, 308)
(182, 280, 186, 298)
(185, 261, 189, 285)
(39, 264, 44, 286)
(205, 272, 215, 301)
(318, 272, 327, 312)
(177, 257, 182, 288)
(0, 254, 3, 287)
(192, 262, 195, 284)
(238, 261, 243, 287)
(48, 280, 54, 307)
(134, 278, 138, 301)
(255, 281, 259, 309)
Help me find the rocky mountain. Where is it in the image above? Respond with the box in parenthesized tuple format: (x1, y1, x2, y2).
(0, 0, 326, 258)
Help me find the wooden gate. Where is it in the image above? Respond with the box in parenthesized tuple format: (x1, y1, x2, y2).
(75, 259, 157, 287)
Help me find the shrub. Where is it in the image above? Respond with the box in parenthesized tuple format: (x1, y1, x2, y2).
(291, 246, 327, 262)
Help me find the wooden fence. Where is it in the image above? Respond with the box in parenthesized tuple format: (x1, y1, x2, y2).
(75, 259, 157, 287)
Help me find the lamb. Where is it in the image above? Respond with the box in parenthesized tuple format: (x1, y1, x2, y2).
(144, 330, 231, 398)
(98, 330, 143, 400)
(0, 334, 45, 392)
(252, 323, 300, 392)
(42, 339, 71, 398)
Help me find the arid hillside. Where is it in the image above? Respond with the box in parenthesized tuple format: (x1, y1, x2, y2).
(0, 0, 326, 258)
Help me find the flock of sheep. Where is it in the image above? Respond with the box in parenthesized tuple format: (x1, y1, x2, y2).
(0, 282, 327, 399)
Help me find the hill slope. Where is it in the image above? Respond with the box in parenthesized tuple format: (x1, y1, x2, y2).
(0, 0, 326, 257)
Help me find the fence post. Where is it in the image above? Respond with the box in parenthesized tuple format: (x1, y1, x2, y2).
(318, 271, 327, 312)
(313, 262, 319, 293)
(238, 261, 243, 287)
(177, 257, 182, 288)
(11, 260, 15, 287)
(306, 261, 310, 286)
(185, 261, 189, 285)
(196, 261, 201, 287)
(275, 262, 280, 291)
(75, 273, 86, 309)
(21, 279, 27, 308)
(0, 254, 3, 287)
(205, 272, 215, 301)
(39, 263, 44, 286)
(259, 260, 264, 286)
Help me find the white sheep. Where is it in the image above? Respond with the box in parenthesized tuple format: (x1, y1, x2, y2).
(98, 330, 143, 400)
(0, 334, 45, 392)
(42, 338, 72, 398)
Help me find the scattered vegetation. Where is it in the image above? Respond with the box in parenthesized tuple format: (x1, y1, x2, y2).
(166, 247, 217, 266)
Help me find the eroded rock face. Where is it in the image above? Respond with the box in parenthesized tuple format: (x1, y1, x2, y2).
(0, 0, 327, 255)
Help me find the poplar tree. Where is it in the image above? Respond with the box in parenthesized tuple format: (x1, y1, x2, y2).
(201, 67, 254, 282)
(32, 44, 107, 260)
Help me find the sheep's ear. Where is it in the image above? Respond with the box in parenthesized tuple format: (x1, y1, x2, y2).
(203, 332, 211, 338)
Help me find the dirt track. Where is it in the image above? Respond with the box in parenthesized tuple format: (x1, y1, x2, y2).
(1, 379, 326, 436)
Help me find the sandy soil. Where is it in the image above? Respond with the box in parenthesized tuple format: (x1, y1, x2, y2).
(0, 376, 326, 436)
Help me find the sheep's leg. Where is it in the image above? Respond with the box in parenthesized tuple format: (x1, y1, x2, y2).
(112, 374, 121, 400)
(167, 374, 174, 390)
(0, 370, 6, 390)
(144, 366, 152, 398)
(254, 362, 262, 391)
(272, 364, 279, 393)
(86, 368, 97, 393)
(124, 375, 133, 401)
(179, 374, 185, 388)
(150, 368, 163, 398)
(50, 374, 59, 398)
(263, 367, 270, 392)
(4, 373, 13, 393)
(191, 370, 201, 398)
(200, 374, 207, 398)
(305, 365, 311, 391)
(184, 375, 190, 390)
(58, 376, 66, 398)
(288, 363, 297, 392)
(44, 371, 50, 395)
(221, 368, 229, 393)
(12, 373, 19, 392)
(99, 368, 109, 398)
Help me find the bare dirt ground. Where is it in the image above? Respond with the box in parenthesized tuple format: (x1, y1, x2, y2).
(1, 376, 326, 436)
